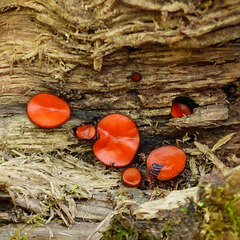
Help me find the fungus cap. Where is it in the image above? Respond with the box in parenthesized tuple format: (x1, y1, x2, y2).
(147, 146, 186, 181)
(131, 72, 142, 82)
(76, 124, 96, 140)
(171, 102, 191, 118)
(122, 167, 142, 188)
(93, 113, 140, 167)
(27, 93, 70, 128)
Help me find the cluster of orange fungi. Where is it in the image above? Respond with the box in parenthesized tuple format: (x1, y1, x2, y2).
(27, 91, 192, 188)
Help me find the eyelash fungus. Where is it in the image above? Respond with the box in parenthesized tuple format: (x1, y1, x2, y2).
(131, 72, 142, 82)
(93, 113, 140, 167)
(76, 124, 96, 140)
(27, 93, 71, 128)
(122, 167, 142, 188)
(171, 102, 192, 118)
(147, 145, 186, 181)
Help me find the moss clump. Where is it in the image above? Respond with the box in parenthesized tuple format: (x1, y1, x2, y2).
(198, 171, 240, 240)
(101, 214, 154, 240)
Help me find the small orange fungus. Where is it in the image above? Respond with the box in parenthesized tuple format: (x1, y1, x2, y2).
(93, 113, 140, 167)
(27, 93, 70, 128)
(122, 167, 142, 188)
(147, 146, 186, 181)
(171, 102, 191, 118)
(76, 124, 96, 140)
(131, 72, 142, 82)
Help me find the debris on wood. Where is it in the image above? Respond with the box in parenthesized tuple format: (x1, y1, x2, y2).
(194, 141, 230, 176)
(211, 132, 236, 152)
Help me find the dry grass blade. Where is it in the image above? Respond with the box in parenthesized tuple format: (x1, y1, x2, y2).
(194, 141, 230, 176)
(211, 133, 236, 152)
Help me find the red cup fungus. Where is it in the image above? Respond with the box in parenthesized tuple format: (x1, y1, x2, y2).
(27, 93, 70, 128)
(147, 145, 186, 181)
(171, 102, 191, 118)
(76, 124, 96, 140)
(122, 167, 142, 188)
(131, 72, 142, 82)
(93, 113, 140, 167)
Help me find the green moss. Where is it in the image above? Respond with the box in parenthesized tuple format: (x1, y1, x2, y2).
(197, 0, 213, 10)
(198, 175, 240, 240)
(101, 214, 154, 240)
(161, 219, 176, 239)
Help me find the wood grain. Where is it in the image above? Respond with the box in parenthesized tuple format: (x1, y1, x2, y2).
(0, 0, 240, 239)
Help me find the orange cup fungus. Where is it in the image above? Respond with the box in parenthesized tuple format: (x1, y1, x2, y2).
(93, 113, 140, 167)
(76, 124, 96, 140)
(122, 167, 142, 188)
(27, 93, 70, 128)
(131, 72, 142, 82)
(171, 102, 191, 118)
(147, 145, 186, 181)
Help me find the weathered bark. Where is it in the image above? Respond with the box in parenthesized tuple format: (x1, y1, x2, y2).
(0, 0, 240, 239)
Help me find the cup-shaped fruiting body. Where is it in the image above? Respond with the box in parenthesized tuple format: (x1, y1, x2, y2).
(93, 113, 140, 167)
(122, 167, 142, 188)
(76, 124, 96, 140)
(27, 93, 70, 128)
(131, 72, 142, 82)
(147, 146, 186, 181)
(171, 102, 192, 118)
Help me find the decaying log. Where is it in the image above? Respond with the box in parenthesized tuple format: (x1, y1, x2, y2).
(0, 0, 240, 239)
(1, 165, 240, 239)
(0, 221, 99, 240)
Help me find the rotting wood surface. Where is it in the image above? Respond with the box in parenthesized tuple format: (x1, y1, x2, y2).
(0, 0, 240, 239)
